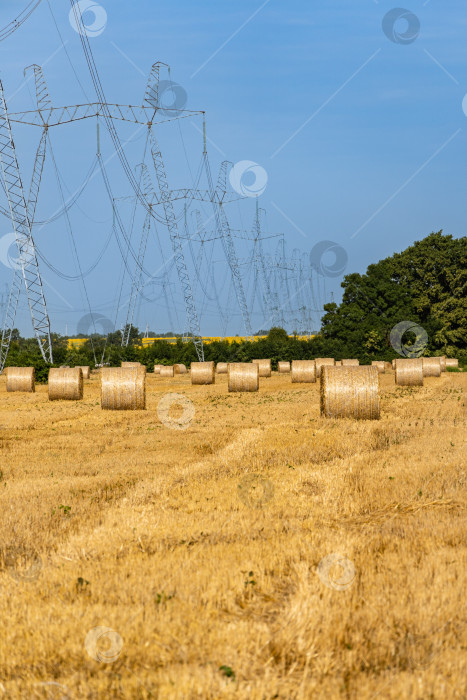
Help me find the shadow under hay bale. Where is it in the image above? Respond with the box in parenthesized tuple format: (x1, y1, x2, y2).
(371, 361, 386, 374)
(101, 367, 146, 410)
(160, 366, 174, 378)
(315, 358, 334, 378)
(174, 364, 187, 375)
(291, 360, 316, 383)
(76, 366, 90, 379)
(216, 362, 228, 374)
(252, 359, 271, 377)
(278, 361, 290, 373)
(320, 366, 380, 420)
(422, 357, 441, 377)
(228, 363, 259, 392)
(6, 367, 35, 393)
(191, 361, 215, 385)
(395, 358, 423, 386)
(49, 368, 83, 401)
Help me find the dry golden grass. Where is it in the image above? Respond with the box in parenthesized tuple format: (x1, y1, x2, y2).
(0, 371, 465, 699)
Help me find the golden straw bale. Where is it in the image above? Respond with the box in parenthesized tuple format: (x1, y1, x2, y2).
(371, 361, 386, 374)
(48, 368, 83, 401)
(173, 364, 187, 375)
(315, 358, 334, 378)
(6, 367, 35, 393)
(153, 364, 163, 374)
(191, 361, 215, 385)
(439, 356, 446, 372)
(422, 357, 441, 377)
(446, 358, 459, 369)
(101, 367, 145, 410)
(291, 360, 316, 383)
(121, 361, 141, 368)
(395, 358, 423, 386)
(216, 362, 228, 374)
(251, 359, 272, 377)
(341, 359, 359, 367)
(278, 361, 291, 373)
(228, 363, 259, 392)
(384, 361, 392, 371)
(320, 366, 380, 420)
(160, 366, 174, 378)
(392, 359, 396, 370)
(76, 366, 90, 379)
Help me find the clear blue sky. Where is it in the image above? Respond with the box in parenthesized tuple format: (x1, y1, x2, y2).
(0, 0, 466, 337)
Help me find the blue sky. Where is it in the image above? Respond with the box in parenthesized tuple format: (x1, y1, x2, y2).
(0, 0, 466, 337)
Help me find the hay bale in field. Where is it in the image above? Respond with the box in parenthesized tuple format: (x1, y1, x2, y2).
(252, 359, 271, 377)
(422, 357, 441, 377)
(216, 362, 228, 374)
(320, 366, 380, 420)
(392, 359, 396, 370)
(48, 368, 83, 401)
(6, 367, 35, 393)
(278, 361, 290, 373)
(446, 358, 459, 369)
(341, 359, 359, 367)
(371, 361, 386, 374)
(101, 367, 145, 410)
(395, 358, 423, 386)
(291, 360, 316, 383)
(173, 363, 187, 375)
(153, 364, 163, 374)
(384, 361, 392, 371)
(315, 358, 334, 378)
(160, 366, 174, 378)
(191, 361, 215, 385)
(439, 355, 446, 372)
(121, 361, 141, 368)
(228, 362, 259, 392)
(76, 366, 90, 379)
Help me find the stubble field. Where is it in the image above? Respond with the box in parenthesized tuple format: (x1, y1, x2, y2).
(0, 369, 465, 699)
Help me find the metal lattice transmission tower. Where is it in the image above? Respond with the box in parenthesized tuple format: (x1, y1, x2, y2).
(251, 200, 282, 329)
(0, 76, 52, 368)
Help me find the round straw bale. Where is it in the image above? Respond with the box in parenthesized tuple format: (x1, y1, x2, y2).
(101, 367, 145, 410)
(320, 366, 380, 420)
(371, 361, 386, 374)
(291, 360, 316, 383)
(252, 359, 271, 377)
(395, 358, 423, 386)
(6, 367, 35, 393)
(121, 361, 141, 368)
(315, 358, 334, 378)
(160, 366, 174, 378)
(191, 361, 215, 385)
(228, 362, 259, 392)
(384, 361, 392, 371)
(341, 359, 359, 367)
(76, 366, 90, 379)
(153, 364, 163, 374)
(446, 358, 459, 369)
(392, 359, 396, 370)
(216, 362, 228, 374)
(439, 356, 446, 372)
(173, 363, 187, 375)
(278, 361, 291, 373)
(422, 357, 441, 377)
(48, 368, 83, 401)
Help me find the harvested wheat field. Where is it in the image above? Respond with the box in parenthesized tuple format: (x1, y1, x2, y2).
(0, 370, 465, 699)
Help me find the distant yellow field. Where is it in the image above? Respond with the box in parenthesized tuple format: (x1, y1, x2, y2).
(67, 334, 315, 349)
(0, 371, 465, 698)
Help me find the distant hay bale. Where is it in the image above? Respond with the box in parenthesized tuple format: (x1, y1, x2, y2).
(76, 366, 90, 379)
(216, 362, 228, 374)
(252, 359, 271, 377)
(228, 362, 259, 392)
(101, 367, 146, 410)
(384, 361, 392, 371)
(191, 361, 215, 385)
(392, 359, 396, 370)
(341, 359, 359, 367)
(439, 356, 447, 372)
(160, 366, 174, 378)
(422, 357, 441, 377)
(395, 358, 423, 386)
(121, 361, 141, 368)
(315, 358, 334, 378)
(173, 363, 187, 375)
(48, 368, 83, 401)
(320, 366, 380, 420)
(153, 364, 163, 374)
(278, 361, 290, 373)
(291, 360, 316, 383)
(6, 367, 35, 393)
(446, 358, 459, 369)
(371, 361, 386, 374)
